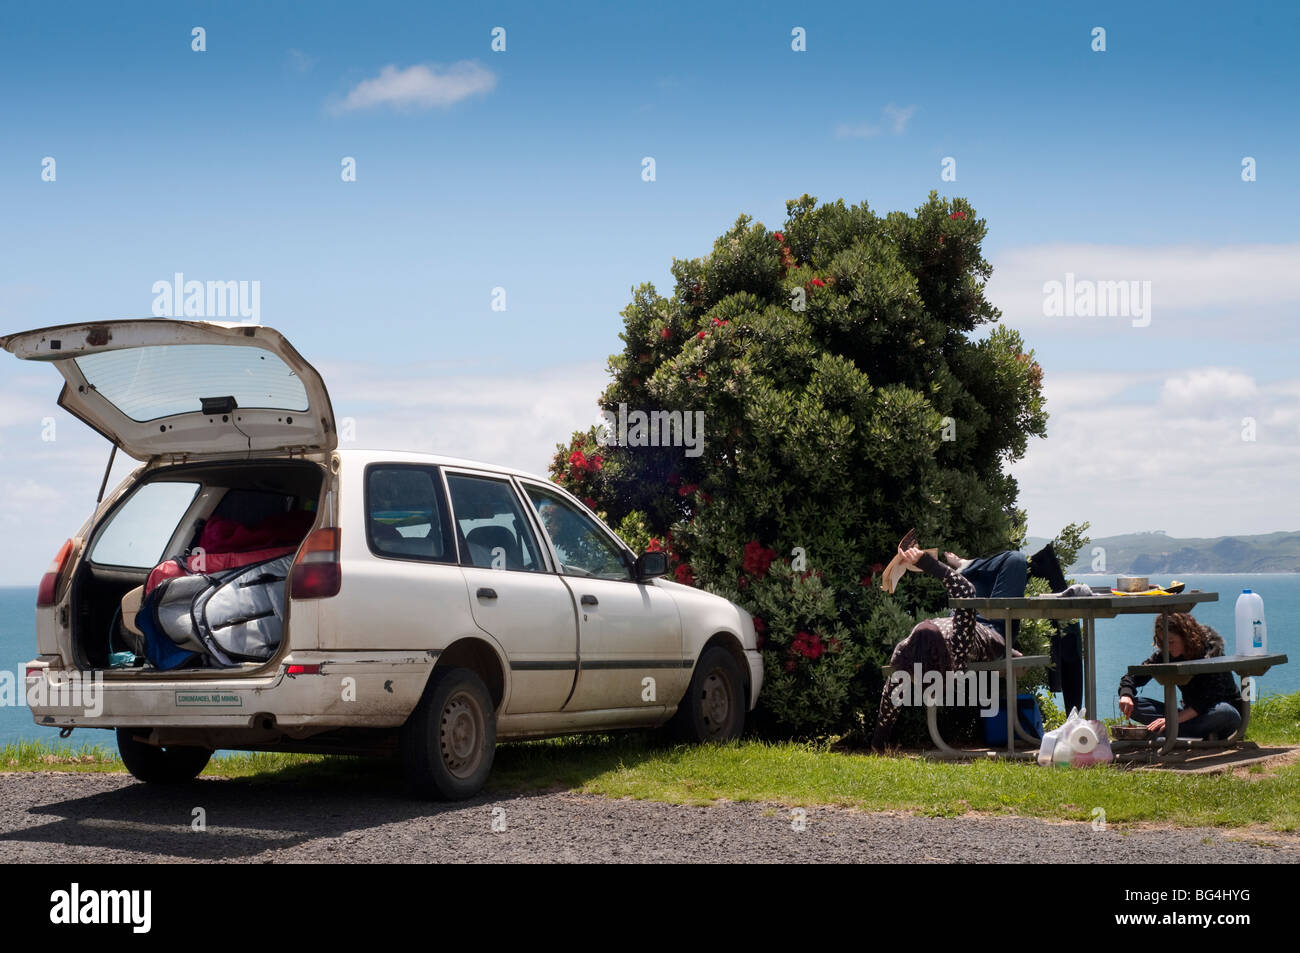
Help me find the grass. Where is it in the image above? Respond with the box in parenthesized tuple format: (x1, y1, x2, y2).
(3, 692, 1299, 832)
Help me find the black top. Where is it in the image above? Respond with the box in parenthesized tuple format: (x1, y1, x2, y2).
(1118, 629, 1244, 716)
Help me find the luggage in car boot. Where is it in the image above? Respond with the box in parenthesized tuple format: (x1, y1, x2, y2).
(135, 554, 291, 668)
(192, 554, 292, 665)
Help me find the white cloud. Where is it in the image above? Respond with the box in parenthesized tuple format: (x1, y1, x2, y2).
(835, 103, 916, 139)
(321, 359, 607, 475)
(1160, 368, 1258, 407)
(334, 61, 497, 113)
(987, 242, 1300, 331)
(883, 103, 916, 134)
(0, 358, 610, 584)
(1011, 369, 1300, 540)
(286, 49, 317, 74)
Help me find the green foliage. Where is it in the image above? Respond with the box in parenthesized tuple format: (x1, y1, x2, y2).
(551, 192, 1051, 736)
(1050, 521, 1092, 571)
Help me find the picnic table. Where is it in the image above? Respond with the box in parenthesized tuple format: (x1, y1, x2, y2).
(944, 589, 1286, 757)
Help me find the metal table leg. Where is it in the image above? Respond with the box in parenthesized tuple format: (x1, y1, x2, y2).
(1159, 612, 1179, 755)
(1084, 616, 1096, 718)
(1005, 610, 1015, 754)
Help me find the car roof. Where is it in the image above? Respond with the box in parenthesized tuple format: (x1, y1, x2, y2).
(334, 447, 554, 484)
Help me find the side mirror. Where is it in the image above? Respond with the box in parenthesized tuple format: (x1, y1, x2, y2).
(633, 551, 668, 580)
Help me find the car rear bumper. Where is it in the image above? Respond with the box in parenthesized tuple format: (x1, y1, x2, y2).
(23, 651, 435, 730)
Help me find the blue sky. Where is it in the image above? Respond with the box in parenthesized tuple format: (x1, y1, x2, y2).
(1, 1, 1298, 582)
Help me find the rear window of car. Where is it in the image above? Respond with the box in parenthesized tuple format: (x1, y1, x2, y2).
(74, 344, 309, 422)
(89, 480, 201, 569)
(365, 466, 456, 563)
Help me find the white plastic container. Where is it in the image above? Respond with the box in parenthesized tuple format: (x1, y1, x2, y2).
(1234, 589, 1268, 657)
(1037, 728, 1061, 766)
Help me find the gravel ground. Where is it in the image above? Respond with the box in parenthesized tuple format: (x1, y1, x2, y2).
(1, 772, 1297, 863)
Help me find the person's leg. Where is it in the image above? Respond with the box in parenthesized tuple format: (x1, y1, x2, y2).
(1180, 702, 1242, 741)
(959, 550, 1027, 642)
(1128, 695, 1165, 725)
(870, 620, 951, 749)
(1050, 620, 1084, 714)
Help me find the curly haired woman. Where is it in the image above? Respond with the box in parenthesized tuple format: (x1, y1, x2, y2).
(1117, 612, 1243, 741)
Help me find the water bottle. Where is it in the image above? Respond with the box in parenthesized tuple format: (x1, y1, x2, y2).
(1235, 589, 1267, 657)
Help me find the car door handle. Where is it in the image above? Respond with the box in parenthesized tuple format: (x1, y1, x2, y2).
(477, 587, 498, 599)
(580, 594, 598, 606)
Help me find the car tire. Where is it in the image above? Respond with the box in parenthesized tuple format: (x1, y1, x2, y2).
(400, 666, 496, 800)
(116, 728, 212, 784)
(669, 646, 746, 743)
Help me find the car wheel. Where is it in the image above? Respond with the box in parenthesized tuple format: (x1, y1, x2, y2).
(400, 666, 496, 800)
(669, 646, 746, 743)
(116, 728, 212, 784)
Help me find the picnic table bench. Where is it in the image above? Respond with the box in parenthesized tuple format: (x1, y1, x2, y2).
(1120, 652, 1288, 755)
(882, 655, 1052, 758)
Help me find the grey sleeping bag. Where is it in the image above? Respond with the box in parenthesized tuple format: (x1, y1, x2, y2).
(193, 554, 293, 665)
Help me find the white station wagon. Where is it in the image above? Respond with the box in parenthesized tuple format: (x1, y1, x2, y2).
(2, 319, 763, 799)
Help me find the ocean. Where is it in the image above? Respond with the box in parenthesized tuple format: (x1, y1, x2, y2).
(1, 574, 1295, 752)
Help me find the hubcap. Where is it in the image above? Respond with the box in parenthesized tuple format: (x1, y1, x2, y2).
(701, 670, 732, 734)
(440, 691, 485, 779)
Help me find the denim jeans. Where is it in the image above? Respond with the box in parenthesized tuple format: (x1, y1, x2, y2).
(959, 550, 1028, 644)
(1129, 695, 1242, 740)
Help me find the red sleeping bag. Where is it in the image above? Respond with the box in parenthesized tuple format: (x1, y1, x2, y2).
(145, 511, 315, 595)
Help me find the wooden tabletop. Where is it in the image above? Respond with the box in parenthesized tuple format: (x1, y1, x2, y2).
(948, 590, 1219, 619)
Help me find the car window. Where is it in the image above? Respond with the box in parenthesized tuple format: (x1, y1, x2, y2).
(523, 486, 630, 580)
(89, 480, 201, 569)
(445, 474, 543, 572)
(366, 466, 455, 562)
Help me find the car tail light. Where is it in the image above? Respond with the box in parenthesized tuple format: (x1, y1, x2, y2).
(291, 528, 341, 599)
(26, 667, 44, 679)
(36, 539, 74, 607)
(285, 664, 321, 675)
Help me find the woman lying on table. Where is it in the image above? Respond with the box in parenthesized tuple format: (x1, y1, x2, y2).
(1117, 612, 1243, 741)
(869, 541, 1021, 750)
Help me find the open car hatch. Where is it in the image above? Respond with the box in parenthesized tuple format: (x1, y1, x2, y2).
(0, 319, 337, 460)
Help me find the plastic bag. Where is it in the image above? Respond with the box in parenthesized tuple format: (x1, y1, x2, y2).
(1037, 708, 1114, 766)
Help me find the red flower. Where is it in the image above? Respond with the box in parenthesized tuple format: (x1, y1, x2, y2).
(674, 563, 695, 586)
(568, 450, 587, 470)
(755, 632, 765, 650)
(860, 576, 872, 587)
(742, 540, 778, 579)
(711, 317, 729, 327)
(870, 562, 884, 575)
(949, 211, 966, 220)
(678, 482, 699, 497)
(660, 327, 671, 340)
(638, 352, 650, 363)
(697, 330, 707, 339)
(647, 537, 664, 553)
(773, 232, 785, 242)
(583, 497, 597, 509)
(752, 616, 766, 634)
(588, 454, 604, 470)
(809, 278, 826, 288)
(791, 631, 825, 660)
(737, 574, 749, 589)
